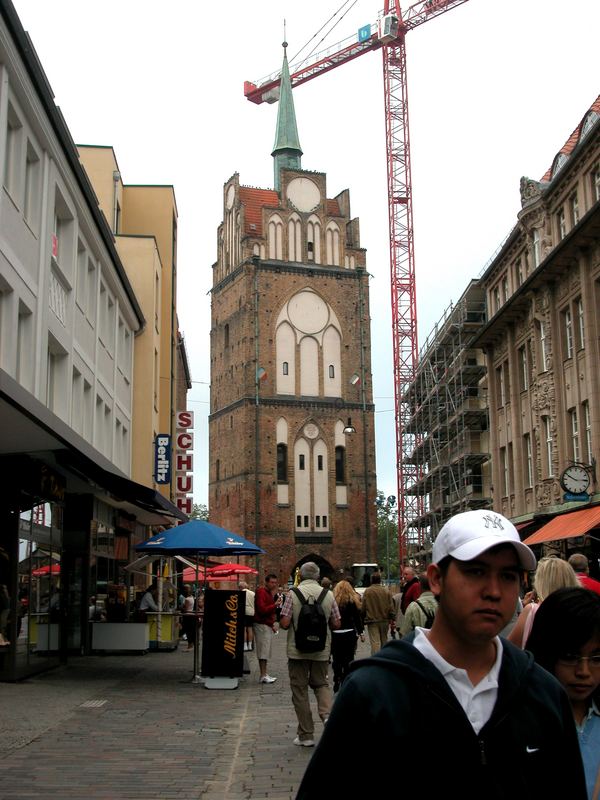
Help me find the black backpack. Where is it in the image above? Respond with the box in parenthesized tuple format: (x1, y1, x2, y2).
(415, 599, 436, 629)
(291, 587, 329, 652)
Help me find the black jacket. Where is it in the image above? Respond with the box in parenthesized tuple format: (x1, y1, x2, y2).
(296, 637, 586, 799)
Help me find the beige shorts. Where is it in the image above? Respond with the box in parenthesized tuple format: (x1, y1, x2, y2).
(253, 623, 274, 660)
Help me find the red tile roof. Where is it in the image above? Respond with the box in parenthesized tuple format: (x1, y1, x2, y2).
(238, 186, 343, 236)
(239, 187, 279, 236)
(541, 94, 600, 182)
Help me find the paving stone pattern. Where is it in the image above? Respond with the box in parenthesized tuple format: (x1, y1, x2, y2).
(0, 632, 372, 799)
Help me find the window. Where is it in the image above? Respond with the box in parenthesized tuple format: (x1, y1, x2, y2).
(16, 301, 32, 388)
(492, 286, 500, 314)
(501, 275, 509, 303)
(307, 217, 321, 263)
(564, 308, 573, 359)
(557, 207, 566, 240)
(496, 365, 505, 407)
(53, 188, 75, 274)
(317, 454, 324, 471)
(328, 364, 335, 378)
(298, 454, 305, 470)
(524, 433, 533, 488)
(276, 443, 287, 482)
(3, 102, 22, 200)
(576, 298, 585, 350)
(538, 320, 549, 372)
(501, 447, 509, 496)
(315, 516, 321, 528)
(335, 446, 346, 483)
(326, 223, 340, 266)
(570, 193, 579, 226)
(584, 401, 592, 462)
(282, 361, 288, 376)
(296, 515, 302, 527)
(532, 229, 541, 269)
(304, 515, 309, 528)
(518, 346, 529, 392)
(24, 140, 40, 229)
(322, 515, 327, 527)
(593, 163, 600, 203)
(515, 258, 524, 287)
(571, 408, 580, 461)
(543, 415, 554, 477)
(216, 459, 220, 481)
(224, 323, 229, 348)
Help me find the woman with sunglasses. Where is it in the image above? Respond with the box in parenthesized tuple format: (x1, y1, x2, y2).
(527, 586, 600, 799)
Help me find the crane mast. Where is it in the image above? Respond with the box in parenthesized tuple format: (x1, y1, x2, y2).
(245, 0, 469, 563)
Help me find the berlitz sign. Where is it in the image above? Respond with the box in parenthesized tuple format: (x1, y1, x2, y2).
(176, 410, 194, 515)
(154, 434, 171, 485)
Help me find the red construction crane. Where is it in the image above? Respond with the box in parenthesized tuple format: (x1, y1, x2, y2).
(245, 0, 469, 562)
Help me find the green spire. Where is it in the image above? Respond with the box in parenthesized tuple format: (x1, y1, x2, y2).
(272, 40, 302, 191)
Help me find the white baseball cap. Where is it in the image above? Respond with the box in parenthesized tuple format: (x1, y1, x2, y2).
(432, 509, 536, 571)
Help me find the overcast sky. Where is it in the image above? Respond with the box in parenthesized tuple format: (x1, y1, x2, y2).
(11, 0, 600, 506)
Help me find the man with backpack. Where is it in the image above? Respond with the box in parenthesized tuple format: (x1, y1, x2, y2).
(279, 562, 340, 747)
(399, 573, 437, 635)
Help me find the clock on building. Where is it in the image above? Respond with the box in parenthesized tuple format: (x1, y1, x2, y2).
(559, 464, 591, 495)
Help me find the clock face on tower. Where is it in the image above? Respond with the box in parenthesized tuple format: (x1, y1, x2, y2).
(560, 465, 590, 495)
(286, 178, 321, 213)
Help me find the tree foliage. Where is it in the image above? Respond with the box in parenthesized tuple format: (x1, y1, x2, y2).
(375, 490, 399, 581)
(189, 503, 209, 520)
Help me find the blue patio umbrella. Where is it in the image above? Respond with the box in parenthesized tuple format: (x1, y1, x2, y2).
(135, 520, 264, 557)
(135, 520, 264, 682)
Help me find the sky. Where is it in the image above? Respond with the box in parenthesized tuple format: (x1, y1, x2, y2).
(11, 0, 600, 506)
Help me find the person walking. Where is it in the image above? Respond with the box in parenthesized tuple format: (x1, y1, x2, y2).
(239, 580, 255, 651)
(253, 573, 278, 684)
(508, 555, 579, 648)
(180, 584, 195, 651)
(361, 571, 394, 654)
(527, 586, 600, 800)
(296, 509, 587, 798)
(569, 553, 600, 596)
(400, 565, 421, 614)
(399, 573, 437, 635)
(331, 579, 364, 692)
(279, 562, 340, 747)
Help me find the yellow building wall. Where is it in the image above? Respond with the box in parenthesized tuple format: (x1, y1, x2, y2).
(77, 146, 123, 234)
(115, 235, 162, 487)
(121, 186, 179, 502)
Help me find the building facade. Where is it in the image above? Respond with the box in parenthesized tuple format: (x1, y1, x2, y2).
(474, 96, 600, 558)
(77, 145, 190, 510)
(0, 1, 185, 679)
(209, 47, 377, 584)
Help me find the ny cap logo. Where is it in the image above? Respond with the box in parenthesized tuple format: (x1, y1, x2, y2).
(482, 514, 504, 530)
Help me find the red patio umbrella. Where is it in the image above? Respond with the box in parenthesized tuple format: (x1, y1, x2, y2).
(32, 564, 60, 577)
(207, 563, 258, 578)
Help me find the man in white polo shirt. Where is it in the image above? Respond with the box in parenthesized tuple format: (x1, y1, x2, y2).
(296, 509, 586, 799)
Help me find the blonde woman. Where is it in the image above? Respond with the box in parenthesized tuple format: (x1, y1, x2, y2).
(331, 580, 364, 692)
(508, 556, 579, 648)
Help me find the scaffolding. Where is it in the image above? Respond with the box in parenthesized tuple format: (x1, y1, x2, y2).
(401, 280, 491, 558)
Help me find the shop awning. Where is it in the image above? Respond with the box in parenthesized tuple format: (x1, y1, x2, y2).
(523, 505, 600, 545)
(55, 450, 188, 525)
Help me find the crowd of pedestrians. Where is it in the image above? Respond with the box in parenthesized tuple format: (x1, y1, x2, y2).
(164, 511, 600, 799)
